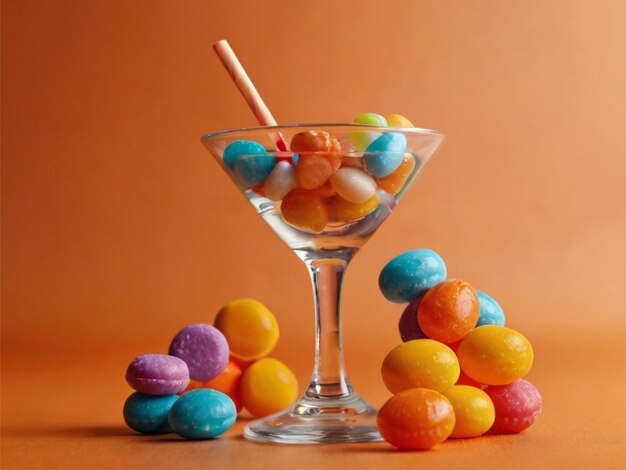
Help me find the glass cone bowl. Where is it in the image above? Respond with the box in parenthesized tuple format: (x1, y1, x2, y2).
(201, 124, 444, 444)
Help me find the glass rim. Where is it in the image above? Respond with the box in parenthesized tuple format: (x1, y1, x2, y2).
(201, 123, 445, 142)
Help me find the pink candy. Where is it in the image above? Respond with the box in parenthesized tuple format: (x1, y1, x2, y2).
(485, 379, 543, 433)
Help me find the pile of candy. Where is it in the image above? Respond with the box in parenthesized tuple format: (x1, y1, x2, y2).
(377, 249, 542, 450)
(221, 113, 418, 233)
(123, 299, 299, 439)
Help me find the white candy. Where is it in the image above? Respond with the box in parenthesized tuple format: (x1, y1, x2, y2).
(329, 167, 376, 204)
(263, 161, 297, 201)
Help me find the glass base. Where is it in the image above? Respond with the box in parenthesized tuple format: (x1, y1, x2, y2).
(243, 390, 382, 444)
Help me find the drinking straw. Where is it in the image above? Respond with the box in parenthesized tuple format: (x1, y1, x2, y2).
(213, 39, 288, 151)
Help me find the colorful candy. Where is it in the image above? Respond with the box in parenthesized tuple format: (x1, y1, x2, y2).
(233, 154, 276, 187)
(350, 113, 387, 151)
(476, 291, 506, 327)
(125, 354, 189, 395)
(222, 140, 268, 169)
(417, 279, 480, 343)
(329, 167, 377, 203)
(381, 339, 460, 393)
(379, 249, 447, 303)
(123, 392, 178, 434)
(485, 379, 542, 434)
(375, 153, 416, 195)
(290, 130, 341, 155)
(457, 326, 534, 385)
(329, 193, 380, 223)
(263, 161, 297, 201)
(203, 359, 244, 412)
(363, 133, 407, 178)
(442, 385, 495, 438)
(295, 155, 335, 189)
(240, 358, 299, 418)
(280, 189, 329, 232)
(214, 298, 279, 361)
(386, 114, 414, 127)
(168, 389, 237, 439)
(377, 388, 456, 450)
(397, 296, 427, 342)
(169, 324, 229, 381)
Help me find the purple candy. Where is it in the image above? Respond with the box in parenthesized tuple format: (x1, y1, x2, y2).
(398, 296, 428, 342)
(126, 354, 190, 395)
(168, 324, 229, 381)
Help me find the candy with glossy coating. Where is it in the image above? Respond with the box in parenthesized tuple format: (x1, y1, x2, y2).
(240, 358, 299, 418)
(223, 140, 268, 169)
(398, 296, 427, 342)
(363, 133, 407, 178)
(263, 161, 297, 201)
(418, 279, 480, 343)
(123, 392, 178, 434)
(375, 153, 416, 195)
(328, 193, 380, 223)
(486, 379, 542, 433)
(476, 291, 506, 326)
(350, 113, 387, 151)
(379, 249, 447, 303)
(169, 324, 229, 381)
(381, 339, 459, 393)
(329, 167, 377, 204)
(168, 389, 237, 439)
(233, 154, 276, 187)
(457, 326, 534, 385)
(125, 354, 189, 395)
(280, 189, 328, 232)
(386, 114, 414, 127)
(442, 385, 495, 438)
(377, 388, 455, 450)
(214, 298, 279, 361)
(456, 370, 484, 388)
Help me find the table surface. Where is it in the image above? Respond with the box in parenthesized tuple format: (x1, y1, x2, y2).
(2, 333, 626, 470)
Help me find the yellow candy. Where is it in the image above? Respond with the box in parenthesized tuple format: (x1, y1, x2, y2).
(386, 114, 414, 128)
(328, 193, 380, 223)
(240, 358, 299, 418)
(457, 326, 534, 385)
(214, 299, 279, 361)
(381, 339, 460, 394)
(375, 154, 416, 195)
(442, 385, 495, 438)
(280, 189, 329, 232)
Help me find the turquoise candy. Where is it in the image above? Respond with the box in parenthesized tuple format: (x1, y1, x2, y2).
(363, 133, 407, 178)
(379, 249, 447, 303)
(168, 389, 237, 440)
(233, 154, 276, 187)
(222, 140, 268, 169)
(123, 392, 178, 434)
(476, 291, 506, 326)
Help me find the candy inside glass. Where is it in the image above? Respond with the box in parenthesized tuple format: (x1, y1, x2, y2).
(201, 124, 444, 444)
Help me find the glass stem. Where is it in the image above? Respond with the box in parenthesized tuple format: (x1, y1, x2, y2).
(304, 255, 353, 398)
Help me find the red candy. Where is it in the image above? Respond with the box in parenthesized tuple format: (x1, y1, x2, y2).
(485, 379, 542, 433)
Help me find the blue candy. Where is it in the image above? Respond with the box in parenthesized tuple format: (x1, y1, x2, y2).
(476, 291, 506, 326)
(168, 389, 237, 440)
(233, 154, 276, 187)
(363, 133, 407, 178)
(379, 249, 447, 303)
(222, 140, 268, 169)
(123, 392, 178, 434)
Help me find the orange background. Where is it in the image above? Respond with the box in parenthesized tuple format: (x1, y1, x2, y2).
(2, 0, 626, 468)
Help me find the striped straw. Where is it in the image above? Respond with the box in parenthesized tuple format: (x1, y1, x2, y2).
(213, 39, 288, 151)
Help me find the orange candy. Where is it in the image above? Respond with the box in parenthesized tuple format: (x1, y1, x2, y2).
(375, 154, 416, 195)
(290, 130, 341, 154)
(377, 388, 456, 450)
(295, 155, 335, 189)
(418, 279, 479, 343)
(280, 189, 329, 232)
(329, 193, 380, 223)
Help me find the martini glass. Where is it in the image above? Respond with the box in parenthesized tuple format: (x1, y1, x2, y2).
(202, 124, 444, 444)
